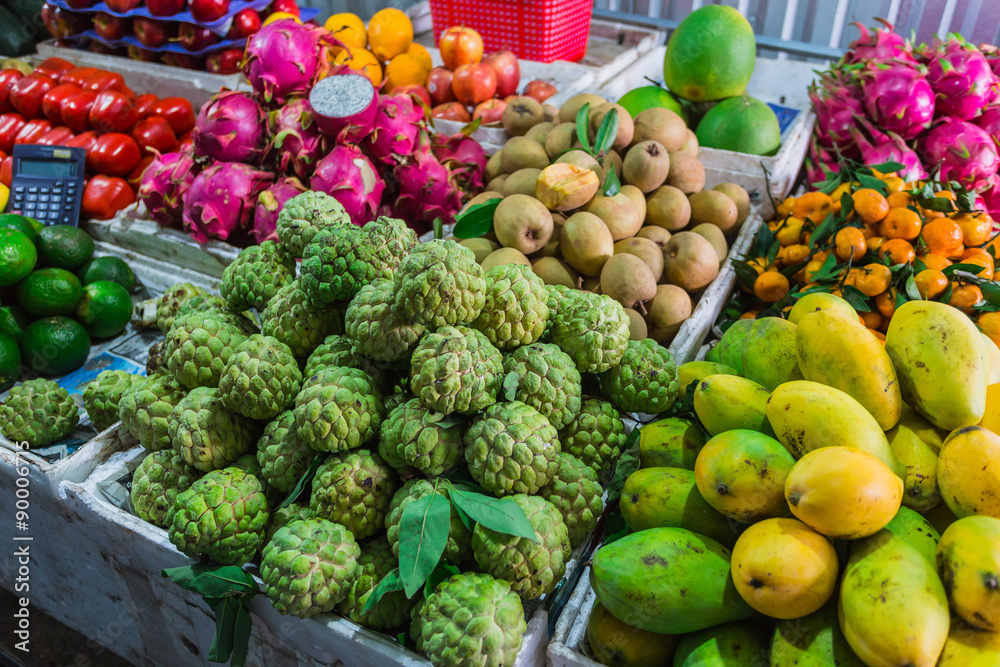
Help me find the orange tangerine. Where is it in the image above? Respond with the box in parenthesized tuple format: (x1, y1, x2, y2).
(869, 329, 887, 344)
(876, 288, 898, 319)
(855, 263, 892, 297)
(950, 284, 983, 312)
(953, 212, 994, 247)
(324, 12, 367, 49)
(368, 8, 414, 61)
(407, 42, 433, 72)
(879, 239, 915, 265)
(741, 310, 760, 320)
(793, 192, 834, 222)
(861, 309, 883, 329)
(835, 227, 867, 262)
(853, 188, 890, 225)
(886, 191, 912, 208)
(921, 218, 965, 258)
(803, 259, 825, 283)
(979, 312, 1000, 348)
(384, 53, 429, 91)
(754, 271, 790, 303)
(921, 253, 952, 271)
(776, 218, 805, 246)
(777, 197, 796, 217)
(332, 46, 384, 86)
(777, 244, 810, 266)
(881, 175, 906, 193)
(879, 207, 922, 240)
(263, 11, 301, 26)
(960, 252, 994, 280)
(914, 269, 948, 299)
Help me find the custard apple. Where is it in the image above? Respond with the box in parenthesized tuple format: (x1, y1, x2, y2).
(551, 292, 630, 373)
(416, 572, 526, 667)
(0, 378, 79, 447)
(337, 536, 414, 630)
(541, 284, 573, 342)
(601, 339, 680, 414)
(257, 410, 315, 494)
(393, 239, 485, 328)
(276, 191, 350, 258)
(219, 334, 302, 420)
(131, 449, 200, 528)
(367, 216, 417, 266)
(539, 453, 604, 546)
(386, 479, 473, 567)
(410, 326, 502, 415)
(164, 311, 249, 389)
(379, 398, 464, 475)
(118, 374, 187, 451)
(472, 494, 570, 599)
(156, 283, 205, 333)
(220, 241, 296, 312)
(472, 264, 548, 350)
(300, 226, 388, 305)
(82, 370, 142, 431)
(464, 401, 560, 496)
(559, 398, 626, 482)
(501, 343, 582, 430)
(383, 380, 412, 414)
(309, 449, 398, 540)
(169, 387, 260, 472)
(264, 503, 317, 543)
(293, 367, 384, 452)
(260, 280, 341, 359)
(303, 334, 388, 394)
(345, 279, 425, 363)
(146, 340, 166, 375)
(167, 467, 269, 565)
(175, 293, 227, 318)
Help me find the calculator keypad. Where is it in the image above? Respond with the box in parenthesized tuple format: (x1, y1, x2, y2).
(10, 180, 82, 225)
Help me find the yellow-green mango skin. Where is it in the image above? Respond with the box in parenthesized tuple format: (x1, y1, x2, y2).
(678, 360, 737, 396)
(716, 318, 753, 373)
(788, 292, 857, 325)
(982, 334, 1000, 385)
(674, 622, 767, 666)
(590, 527, 752, 635)
(876, 506, 940, 566)
(742, 317, 804, 392)
(885, 300, 988, 431)
(938, 425, 1000, 519)
(638, 417, 705, 470)
(769, 600, 865, 667)
(795, 309, 902, 430)
(936, 515, 1000, 632)
(765, 380, 904, 479)
(885, 406, 944, 511)
(839, 529, 950, 667)
(937, 620, 1000, 666)
(586, 600, 679, 667)
(694, 374, 774, 436)
(620, 467, 736, 547)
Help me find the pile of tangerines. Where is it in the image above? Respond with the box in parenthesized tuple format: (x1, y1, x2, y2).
(322, 9, 432, 92)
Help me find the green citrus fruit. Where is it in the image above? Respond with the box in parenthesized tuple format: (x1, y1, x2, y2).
(78, 256, 136, 292)
(20, 316, 91, 375)
(35, 225, 94, 271)
(0, 213, 38, 241)
(695, 95, 782, 156)
(663, 5, 756, 102)
(17, 268, 83, 317)
(75, 281, 132, 339)
(0, 228, 37, 287)
(0, 333, 19, 391)
(618, 86, 685, 121)
(0, 306, 31, 342)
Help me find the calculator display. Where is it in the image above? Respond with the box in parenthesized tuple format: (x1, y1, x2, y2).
(19, 159, 75, 178)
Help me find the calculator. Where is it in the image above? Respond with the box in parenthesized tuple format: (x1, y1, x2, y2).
(6, 144, 87, 227)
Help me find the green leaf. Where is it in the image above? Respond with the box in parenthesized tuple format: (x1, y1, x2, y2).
(895, 289, 908, 309)
(870, 160, 905, 174)
(841, 285, 872, 312)
(449, 488, 537, 541)
(766, 240, 780, 266)
(943, 263, 986, 278)
(603, 166, 621, 197)
(452, 198, 502, 240)
(502, 371, 521, 401)
(905, 274, 923, 301)
(938, 282, 954, 304)
(856, 173, 889, 194)
(780, 260, 809, 279)
(733, 260, 760, 290)
(755, 221, 775, 255)
(433, 217, 444, 240)
(957, 189, 978, 212)
(982, 281, 1000, 308)
(809, 253, 840, 283)
(423, 561, 460, 599)
(594, 107, 619, 156)
(362, 568, 404, 614)
(208, 597, 238, 663)
(839, 191, 854, 219)
(460, 116, 482, 135)
(162, 564, 258, 599)
(808, 213, 836, 251)
(278, 454, 324, 509)
(398, 492, 452, 597)
(575, 102, 593, 155)
(230, 602, 253, 667)
(911, 257, 928, 274)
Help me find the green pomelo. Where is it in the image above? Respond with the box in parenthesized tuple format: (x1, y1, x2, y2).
(663, 5, 756, 102)
(618, 86, 685, 121)
(696, 96, 782, 156)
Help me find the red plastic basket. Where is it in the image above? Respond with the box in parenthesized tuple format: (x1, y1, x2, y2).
(428, 0, 593, 63)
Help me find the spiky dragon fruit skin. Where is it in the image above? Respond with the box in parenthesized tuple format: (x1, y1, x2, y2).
(976, 105, 1000, 144)
(847, 19, 915, 65)
(193, 91, 269, 164)
(982, 44, 1000, 78)
(394, 134, 464, 227)
(432, 132, 487, 192)
(918, 35, 999, 121)
(268, 97, 328, 179)
(850, 117, 927, 182)
(138, 150, 199, 228)
(243, 19, 324, 105)
(253, 176, 307, 244)
(366, 94, 425, 164)
(182, 163, 274, 244)
(808, 70, 865, 155)
(861, 61, 936, 140)
(310, 144, 385, 224)
(921, 119, 1000, 191)
(805, 136, 839, 185)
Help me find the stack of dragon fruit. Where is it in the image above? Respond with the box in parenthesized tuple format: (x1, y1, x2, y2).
(137, 18, 486, 245)
(809, 19, 1000, 212)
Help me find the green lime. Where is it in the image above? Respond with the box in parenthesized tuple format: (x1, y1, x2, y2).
(0, 306, 31, 342)
(78, 256, 136, 292)
(695, 95, 781, 156)
(0, 213, 38, 242)
(17, 268, 83, 317)
(20, 316, 91, 375)
(36, 225, 95, 271)
(75, 281, 132, 339)
(0, 228, 37, 287)
(0, 333, 19, 391)
(618, 86, 686, 121)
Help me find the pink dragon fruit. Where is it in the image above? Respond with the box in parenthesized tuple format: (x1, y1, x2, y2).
(846, 19, 915, 64)
(394, 134, 464, 227)
(138, 150, 199, 228)
(310, 144, 384, 224)
(917, 34, 999, 120)
(309, 71, 379, 143)
(921, 118, 1000, 191)
(808, 69, 866, 155)
(805, 136, 839, 185)
(980, 175, 1000, 219)
(192, 91, 269, 164)
(182, 162, 274, 244)
(861, 61, 936, 139)
(253, 176, 307, 244)
(976, 104, 1000, 144)
(431, 132, 488, 192)
(850, 116, 927, 182)
(243, 19, 325, 104)
(981, 44, 1000, 78)
(268, 97, 328, 179)
(366, 94, 425, 164)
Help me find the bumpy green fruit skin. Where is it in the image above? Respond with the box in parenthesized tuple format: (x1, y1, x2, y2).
(393, 239, 486, 328)
(118, 374, 187, 451)
(131, 450, 200, 528)
(345, 279, 425, 363)
(560, 397, 626, 482)
(293, 367, 384, 453)
(302, 334, 387, 393)
(219, 334, 302, 420)
(502, 342, 582, 430)
(601, 339, 680, 414)
(82, 370, 141, 431)
(260, 280, 341, 359)
(261, 518, 361, 618)
(464, 401, 561, 496)
(309, 449, 398, 540)
(168, 387, 259, 472)
(167, 468, 269, 565)
(276, 191, 350, 258)
(674, 622, 769, 666)
(385, 480, 473, 567)
(472, 264, 549, 349)
(175, 293, 227, 318)
(300, 226, 389, 305)
(0, 378, 79, 447)
(164, 311, 249, 390)
(337, 536, 413, 630)
(256, 410, 314, 494)
(263, 503, 317, 544)
(220, 241, 295, 312)
(540, 453, 604, 546)
(156, 283, 205, 333)
(365, 216, 418, 269)
(552, 292, 630, 373)
(379, 398, 464, 475)
(410, 326, 503, 415)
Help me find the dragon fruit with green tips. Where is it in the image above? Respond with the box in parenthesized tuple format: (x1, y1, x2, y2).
(193, 91, 269, 164)
(808, 69, 865, 155)
(366, 94, 425, 164)
(243, 19, 327, 104)
(393, 134, 464, 228)
(138, 150, 199, 228)
(861, 60, 935, 140)
(432, 132, 488, 192)
(920, 118, 1000, 191)
(846, 18, 916, 65)
(917, 34, 999, 120)
(804, 137, 839, 185)
(268, 97, 328, 179)
(850, 116, 927, 182)
(310, 144, 385, 224)
(182, 163, 274, 244)
(253, 176, 307, 244)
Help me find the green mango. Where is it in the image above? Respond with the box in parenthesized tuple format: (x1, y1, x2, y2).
(590, 527, 752, 635)
(886, 406, 945, 511)
(716, 318, 752, 374)
(674, 622, 767, 666)
(769, 601, 865, 666)
(639, 417, 705, 470)
(742, 317, 804, 391)
(693, 374, 774, 436)
(678, 360, 737, 396)
(705, 344, 722, 363)
(876, 507, 940, 566)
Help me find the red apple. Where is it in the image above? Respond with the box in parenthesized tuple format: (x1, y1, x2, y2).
(127, 46, 160, 62)
(90, 42, 126, 56)
(427, 67, 456, 106)
(473, 98, 506, 125)
(523, 80, 557, 103)
(42, 4, 91, 39)
(392, 84, 432, 109)
(178, 24, 218, 51)
(451, 63, 497, 106)
(483, 50, 520, 99)
(439, 26, 484, 70)
(94, 12, 132, 41)
(146, 0, 186, 17)
(162, 53, 203, 70)
(105, 0, 143, 12)
(226, 9, 261, 39)
(189, 0, 230, 23)
(134, 17, 175, 48)
(431, 102, 471, 122)
(206, 48, 243, 74)
(270, 0, 300, 17)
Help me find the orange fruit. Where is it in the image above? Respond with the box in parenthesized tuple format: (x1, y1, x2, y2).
(803, 259, 825, 283)
(332, 46, 384, 86)
(741, 310, 760, 320)
(324, 12, 367, 49)
(844, 267, 864, 288)
(263, 11, 301, 26)
(407, 42, 433, 72)
(921, 218, 965, 258)
(861, 309, 883, 329)
(855, 263, 892, 297)
(886, 191, 912, 208)
(866, 236, 886, 252)
(754, 271, 790, 303)
(853, 189, 890, 225)
(950, 284, 983, 313)
(979, 312, 1000, 348)
(876, 288, 898, 319)
(954, 212, 994, 247)
(776, 218, 805, 246)
(869, 329, 887, 344)
(793, 192, 834, 222)
(835, 227, 867, 262)
(879, 239, 915, 265)
(777, 244, 810, 266)
(384, 53, 429, 91)
(367, 8, 414, 61)
(921, 254, 951, 271)
(777, 197, 796, 217)
(914, 269, 948, 299)
(881, 175, 906, 193)
(960, 251, 994, 280)
(879, 207, 922, 240)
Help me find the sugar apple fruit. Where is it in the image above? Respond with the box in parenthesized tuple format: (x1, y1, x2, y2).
(156, 283, 205, 333)
(82, 370, 142, 431)
(264, 503, 317, 543)
(293, 367, 384, 452)
(219, 334, 302, 420)
(379, 398, 464, 475)
(146, 340, 166, 375)
(551, 292, 630, 373)
(601, 339, 680, 414)
(175, 293, 227, 318)
(410, 326, 502, 415)
(169, 387, 260, 472)
(385, 479, 473, 567)
(260, 279, 341, 359)
(337, 535, 414, 630)
(383, 379, 412, 414)
(539, 453, 604, 546)
(472, 494, 570, 599)
(276, 191, 350, 258)
(309, 449, 398, 540)
(393, 239, 485, 328)
(164, 311, 249, 390)
(167, 467, 269, 565)
(559, 397, 626, 482)
(464, 400, 560, 496)
(472, 264, 548, 350)
(345, 279, 425, 363)
(118, 374, 187, 451)
(261, 518, 361, 617)
(300, 226, 389, 305)
(366, 216, 417, 268)
(303, 334, 388, 394)
(131, 449, 200, 528)
(501, 343, 582, 430)
(220, 241, 296, 312)
(0, 378, 79, 447)
(257, 410, 315, 494)
(416, 572, 527, 667)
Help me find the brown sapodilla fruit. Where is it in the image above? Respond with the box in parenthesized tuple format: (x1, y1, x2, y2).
(462, 190, 503, 214)
(485, 152, 504, 181)
(620, 184, 647, 222)
(665, 152, 705, 194)
(713, 182, 751, 225)
(500, 136, 549, 172)
(585, 193, 643, 241)
(481, 247, 530, 272)
(531, 256, 580, 288)
(533, 213, 565, 258)
(555, 149, 601, 178)
(558, 93, 606, 124)
(559, 211, 614, 276)
(459, 237, 499, 264)
(663, 231, 719, 292)
(636, 225, 672, 250)
(633, 108, 687, 151)
(646, 185, 691, 231)
(589, 103, 634, 150)
(493, 194, 554, 254)
(525, 121, 556, 144)
(689, 189, 738, 233)
(678, 129, 699, 156)
(502, 168, 543, 197)
(502, 96, 545, 136)
(601, 253, 657, 310)
(614, 237, 664, 282)
(691, 223, 728, 266)
(624, 307, 648, 340)
(622, 140, 670, 193)
(536, 163, 600, 211)
(545, 123, 579, 159)
(646, 284, 692, 343)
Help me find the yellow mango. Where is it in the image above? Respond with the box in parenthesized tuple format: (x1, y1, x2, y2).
(770, 601, 865, 666)
(638, 417, 705, 470)
(693, 374, 774, 436)
(795, 309, 902, 430)
(784, 446, 902, 539)
(765, 380, 904, 478)
(788, 292, 857, 325)
(839, 529, 950, 667)
(938, 426, 1000, 519)
(937, 515, 1000, 631)
(980, 383, 1000, 435)
(878, 506, 940, 566)
(885, 300, 988, 430)
(742, 317, 804, 391)
(586, 600, 679, 667)
(694, 429, 794, 523)
(730, 518, 838, 619)
(983, 334, 1000, 385)
(715, 318, 752, 374)
(886, 406, 944, 511)
(937, 621, 1000, 667)
(678, 361, 737, 396)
